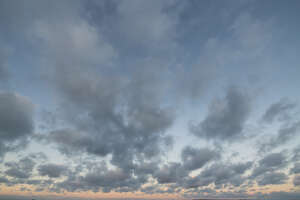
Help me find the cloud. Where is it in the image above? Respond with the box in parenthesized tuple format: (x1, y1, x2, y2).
(154, 162, 187, 184)
(27, 4, 177, 193)
(81, 168, 132, 192)
(0, 177, 9, 183)
(290, 163, 300, 174)
(4, 157, 35, 179)
(251, 152, 287, 178)
(190, 86, 250, 142)
(0, 47, 10, 84)
(0, 0, 298, 197)
(294, 175, 300, 186)
(232, 161, 253, 174)
(293, 145, 300, 162)
(182, 161, 252, 189)
(256, 172, 288, 186)
(108, 0, 179, 52)
(181, 146, 220, 171)
(38, 164, 68, 178)
(259, 121, 300, 152)
(0, 92, 34, 157)
(53, 162, 142, 193)
(262, 98, 297, 123)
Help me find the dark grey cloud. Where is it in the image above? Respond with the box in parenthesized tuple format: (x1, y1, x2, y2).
(4, 157, 35, 179)
(38, 164, 68, 178)
(181, 146, 220, 171)
(256, 172, 288, 186)
(190, 87, 250, 142)
(262, 98, 297, 123)
(251, 152, 287, 178)
(153, 162, 187, 184)
(0, 92, 34, 157)
(232, 161, 253, 174)
(81, 168, 132, 192)
(0, 93, 33, 140)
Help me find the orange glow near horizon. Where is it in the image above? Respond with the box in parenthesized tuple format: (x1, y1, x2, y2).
(0, 185, 180, 199)
(1, 183, 298, 199)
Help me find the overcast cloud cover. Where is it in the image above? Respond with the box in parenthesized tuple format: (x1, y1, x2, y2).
(0, 0, 300, 200)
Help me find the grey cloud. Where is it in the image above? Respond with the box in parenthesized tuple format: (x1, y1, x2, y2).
(55, 163, 142, 193)
(257, 172, 288, 186)
(38, 164, 68, 178)
(140, 157, 251, 189)
(0, 92, 34, 157)
(13, 5, 214, 194)
(258, 152, 287, 168)
(183, 161, 251, 189)
(154, 162, 187, 184)
(0, 93, 33, 140)
(293, 145, 300, 162)
(5, 168, 30, 179)
(0, 47, 10, 84)
(190, 87, 250, 142)
(290, 163, 300, 174)
(262, 98, 296, 123)
(232, 161, 253, 174)
(0, 176, 9, 183)
(38, 30, 175, 179)
(181, 146, 220, 171)
(133, 161, 159, 177)
(183, 174, 214, 188)
(199, 163, 247, 187)
(294, 175, 300, 186)
(259, 121, 300, 152)
(1, 0, 297, 196)
(251, 152, 287, 178)
(88, 0, 180, 54)
(116, 0, 177, 46)
(81, 168, 132, 192)
(34, 9, 176, 190)
(4, 157, 35, 179)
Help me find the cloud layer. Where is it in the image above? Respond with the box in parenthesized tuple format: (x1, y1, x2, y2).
(0, 0, 300, 199)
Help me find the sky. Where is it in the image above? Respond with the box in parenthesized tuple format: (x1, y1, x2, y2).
(0, 0, 300, 200)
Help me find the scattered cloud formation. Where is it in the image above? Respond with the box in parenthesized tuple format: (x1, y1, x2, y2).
(0, 0, 300, 199)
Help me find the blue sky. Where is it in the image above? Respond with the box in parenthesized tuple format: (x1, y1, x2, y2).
(0, 1, 300, 200)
